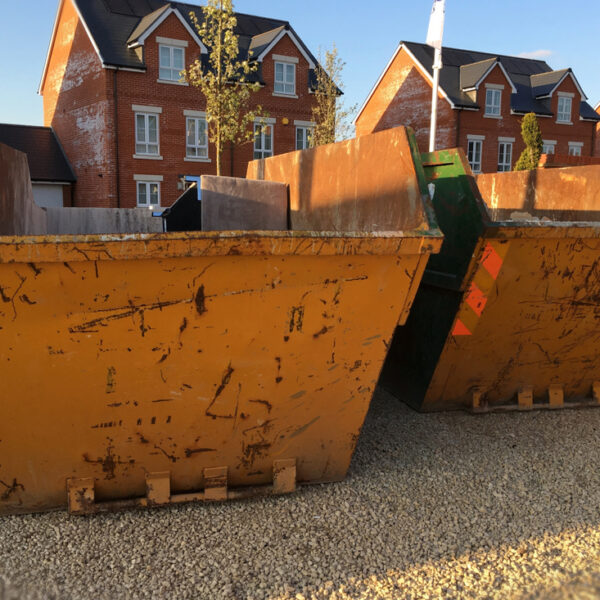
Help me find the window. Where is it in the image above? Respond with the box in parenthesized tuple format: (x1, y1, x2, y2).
(254, 123, 273, 159)
(542, 140, 556, 155)
(274, 62, 295, 95)
(467, 139, 483, 173)
(137, 181, 160, 208)
(485, 88, 501, 117)
(557, 96, 572, 123)
(159, 45, 184, 82)
(568, 142, 583, 156)
(135, 113, 159, 155)
(186, 117, 208, 159)
(497, 141, 513, 172)
(296, 126, 313, 150)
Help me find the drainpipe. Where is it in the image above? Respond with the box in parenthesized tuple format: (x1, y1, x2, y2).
(113, 69, 121, 208)
(455, 108, 461, 149)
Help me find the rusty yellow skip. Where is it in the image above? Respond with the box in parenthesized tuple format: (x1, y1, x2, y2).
(0, 127, 443, 515)
(381, 149, 600, 413)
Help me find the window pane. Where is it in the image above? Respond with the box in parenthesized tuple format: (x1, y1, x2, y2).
(148, 116, 157, 143)
(137, 183, 147, 205)
(159, 67, 171, 80)
(187, 118, 196, 146)
(198, 120, 207, 146)
(285, 64, 294, 83)
(150, 184, 159, 205)
(136, 114, 146, 142)
(275, 63, 283, 80)
(160, 46, 171, 68)
(173, 48, 184, 70)
(296, 127, 303, 150)
(264, 126, 272, 151)
(254, 124, 261, 150)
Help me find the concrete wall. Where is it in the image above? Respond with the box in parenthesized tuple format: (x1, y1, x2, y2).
(0, 143, 47, 236)
(45, 207, 163, 235)
(0, 142, 162, 236)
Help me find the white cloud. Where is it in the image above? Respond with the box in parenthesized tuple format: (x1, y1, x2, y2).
(517, 49, 553, 60)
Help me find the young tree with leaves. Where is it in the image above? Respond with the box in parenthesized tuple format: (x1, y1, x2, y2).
(185, 0, 264, 175)
(311, 45, 356, 146)
(514, 112, 543, 171)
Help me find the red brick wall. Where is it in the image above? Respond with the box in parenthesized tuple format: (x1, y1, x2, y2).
(356, 48, 597, 173)
(42, 0, 115, 207)
(42, 4, 317, 209)
(355, 47, 456, 152)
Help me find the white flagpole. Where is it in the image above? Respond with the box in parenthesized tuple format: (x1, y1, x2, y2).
(429, 48, 442, 152)
(426, 0, 445, 152)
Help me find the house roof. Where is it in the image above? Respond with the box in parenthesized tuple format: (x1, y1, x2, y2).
(52, 0, 318, 73)
(0, 124, 76, 183)
(358, 41, 600, 122)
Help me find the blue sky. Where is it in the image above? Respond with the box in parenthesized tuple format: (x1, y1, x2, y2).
(1, 0, 598, 127)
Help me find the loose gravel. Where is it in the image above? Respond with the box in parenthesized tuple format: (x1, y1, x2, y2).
(2, 388, 600, 600)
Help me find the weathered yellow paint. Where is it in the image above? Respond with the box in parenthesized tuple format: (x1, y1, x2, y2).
(0, 231, 440, 514)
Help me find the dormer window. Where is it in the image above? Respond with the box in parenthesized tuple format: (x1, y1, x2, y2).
(273, 55, 298, 97)
(159, 42, 185, 82)
(557, 94, 573, 123)
(484, 85, 502, 117)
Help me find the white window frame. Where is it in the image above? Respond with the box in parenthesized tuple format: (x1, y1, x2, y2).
(568, 141, 583, 156)
(557, 94, 573, 124)
(542, 140, 557, 155)
(159, 44, 185, 83)
(497, 140, 513, 172)
(135, 179, 162, 209)
(134, 111, 160, 158)
(484, 85, 502, 118)
(467, 135, 484, 173)
(185, 112, 209, 161)
(254, 119, 275, 159)
(273, 56, 297, 97)
(295, 126, 313, 150)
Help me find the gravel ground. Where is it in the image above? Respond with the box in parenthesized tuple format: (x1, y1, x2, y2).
(2, 388, 600, 600)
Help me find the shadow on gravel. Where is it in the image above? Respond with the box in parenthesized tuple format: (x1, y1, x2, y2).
(1, 387, 600, 600)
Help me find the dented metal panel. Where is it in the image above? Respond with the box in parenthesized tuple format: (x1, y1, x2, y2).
(381, 149, 600, 413)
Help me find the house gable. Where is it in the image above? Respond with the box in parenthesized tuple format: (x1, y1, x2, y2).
(254, 28, 315, 69)
(126, 5, 207, 54)
(39, 0, 105, 95)
(354, 44, 456, 149)
(355, 43, 455, 132)
(460, 59, 517, 94)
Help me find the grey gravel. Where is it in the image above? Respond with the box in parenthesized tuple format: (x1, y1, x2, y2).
(2, 388, 600, 600)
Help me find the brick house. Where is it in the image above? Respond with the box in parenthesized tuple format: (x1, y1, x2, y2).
(355, 41, 600, 173)
(40, 0, 321, 208)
